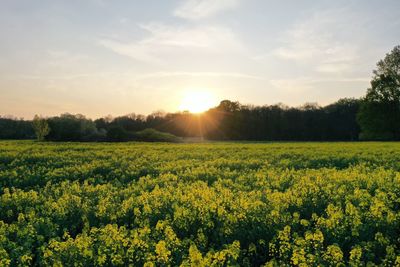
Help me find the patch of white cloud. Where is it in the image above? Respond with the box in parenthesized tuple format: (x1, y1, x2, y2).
(273, 8, 366, 74)
(174, 0, 240, 20)
(270, 77, 369, 92)
(99, 22, 244, 65)
(134, 71, 264, 80)
(99, 38, 162, 64)
(13, 70, 264, 83)
(267, 76, 370, 107)
(269, 78, 314, 94)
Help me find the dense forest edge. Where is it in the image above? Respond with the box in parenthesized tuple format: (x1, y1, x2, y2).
(1, 45, 399, 142)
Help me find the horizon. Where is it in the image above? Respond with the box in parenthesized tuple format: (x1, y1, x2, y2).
(1, 96, 359, 121)
(1, 0, 399, 119)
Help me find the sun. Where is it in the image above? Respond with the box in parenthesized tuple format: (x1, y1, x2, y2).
(179, 90, 217, 113)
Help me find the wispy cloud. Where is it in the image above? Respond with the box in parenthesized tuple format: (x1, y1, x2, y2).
(269, 78, 315, 94)
(268, 76, 370, 106)
(14, 71, 264, 82)
(270, 77, 369, 91)
(99, 23, 244, 64)
(99, 38, 162, 64)
(134, 71, 264, 80)
(273, 8, 365, 73)
(174, 0, 240, 20)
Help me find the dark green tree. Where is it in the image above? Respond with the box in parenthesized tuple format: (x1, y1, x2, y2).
(358, 45, 400, 140)
(46, 113, 101, 141)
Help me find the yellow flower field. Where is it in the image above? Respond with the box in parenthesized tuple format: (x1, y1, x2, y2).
(1, 141, 400, 266)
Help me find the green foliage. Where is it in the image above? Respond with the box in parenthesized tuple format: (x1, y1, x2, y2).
(1, 141, 400, 265)
(134, 128, 182, 143)
(46, 113, 104, 141)
(0, 117, 34, 140)
(2, 95, 363, 142)
(106, 126, 130, 142)
(106, 127, 181, 142)
(32, 115, 50, 141)
(358, 45, 400, 140)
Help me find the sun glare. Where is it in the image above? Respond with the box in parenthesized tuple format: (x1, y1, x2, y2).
(179, 90, 217, 113)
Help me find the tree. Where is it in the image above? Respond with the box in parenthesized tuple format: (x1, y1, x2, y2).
(32, 115, 50, 141)
(357, 45, 400, 140)
(325, 98, 360, 141)
(0, 117, 35, 139)
(46, 113, 100, 141)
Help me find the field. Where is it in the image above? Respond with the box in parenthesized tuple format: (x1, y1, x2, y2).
(1, 141, 400, 266)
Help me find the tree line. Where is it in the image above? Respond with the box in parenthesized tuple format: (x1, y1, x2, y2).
(1, 45, 399, 142)
(0, 99, 361, 142)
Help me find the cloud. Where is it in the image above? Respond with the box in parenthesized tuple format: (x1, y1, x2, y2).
(14, 71, 264, 82)
(134, 71, 265, 80)
(269, 78, 314, 94)
(272, 8, 365, 73)
(174, 0, 239, 20)
(267, 76, 370, 106)
(99, 38, 162, 64)
(99, 23, 244, 64)
(270, 77, 369, 92)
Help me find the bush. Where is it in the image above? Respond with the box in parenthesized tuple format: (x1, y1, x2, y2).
(106, 126, 132, 142)
(134, 128, 182, 143)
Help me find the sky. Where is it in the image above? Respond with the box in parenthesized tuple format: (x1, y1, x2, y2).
(0, 0, 399, 119)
